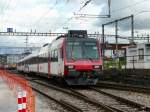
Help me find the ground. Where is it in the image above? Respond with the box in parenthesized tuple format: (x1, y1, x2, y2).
(0, 78, 17, 112)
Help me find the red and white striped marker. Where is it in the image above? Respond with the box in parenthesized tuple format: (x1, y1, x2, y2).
(17, 91, 27, 112)
(18, 91, 23, 112)
(22, 91, 27, 112)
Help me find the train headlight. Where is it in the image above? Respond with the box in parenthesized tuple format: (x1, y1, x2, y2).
(68, 65, 74, 69)
(94, 65, 100, 69)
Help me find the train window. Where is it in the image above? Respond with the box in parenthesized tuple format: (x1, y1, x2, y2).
(48, 52, 50, 61)
(68, 42, 79, 45)
(60, 48, 63, 59)
(83, 42, 99, 59)
(50, 50, 58, 62)
(51, 51, 54, 61)
(43, 53, 47, 63)
(33, 57, 36, 64)
(138, 49, 144, 60)
(85, 42, 96, 45)
(36, 56, 39, 63)
(55, 50, 58, 61)
(53, 51, 55, 61)
(45, 53, 48, 62)
(50, 52, 52, 61)
(31, 57, 33, 64)
(34, 57, 37, 64)
(29, 58, 32, 64)
(66, 41, 99, 60)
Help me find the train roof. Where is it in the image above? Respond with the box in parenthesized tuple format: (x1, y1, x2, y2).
(18, 52, 38, 63)
(66, 36, 97, 41)
(39, 43, 50, 55)
(55, 30, 88, 40)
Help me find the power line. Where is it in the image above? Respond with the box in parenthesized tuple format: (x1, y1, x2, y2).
(53, 0, 93, 31)
(33, 2, 58, 26)
(78, 0, 92, 12)
(112, 0, 148, 13)
(32, 0, 73, 31)
(0, 0, 10, 29)
(2, 0, 13, 27)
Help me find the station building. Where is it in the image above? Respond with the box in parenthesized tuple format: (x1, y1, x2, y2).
(126, 43, 150, 69)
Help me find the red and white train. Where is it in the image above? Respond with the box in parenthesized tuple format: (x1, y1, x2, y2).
(17, 30, 102, 85)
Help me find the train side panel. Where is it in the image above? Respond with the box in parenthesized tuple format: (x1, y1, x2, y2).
(38, 63, 48, 74)
(29, 64, 37, 73)
(50, 38, 65, 77)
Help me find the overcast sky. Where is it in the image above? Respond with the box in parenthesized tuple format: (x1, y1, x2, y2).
(0, 0, 150, 47)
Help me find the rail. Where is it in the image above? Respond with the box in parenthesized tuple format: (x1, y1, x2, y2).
(97, 82, 150, 94)
(90, 87, 150, 111)
(28, 79, 117, 112)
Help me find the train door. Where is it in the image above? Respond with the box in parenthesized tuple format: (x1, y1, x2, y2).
(58, 47, 64, 76)
(48, 51, 51, 78)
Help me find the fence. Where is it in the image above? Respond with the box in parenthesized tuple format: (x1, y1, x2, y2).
(0, 70, 35, 112)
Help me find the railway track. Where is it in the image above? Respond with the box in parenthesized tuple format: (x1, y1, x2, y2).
(33, 86, 82, 112)
(9, 71, 150, 112)
(87, 87, 150, 112)
(97, 82, 150, 94)
(30, 79, 150, 112)
(30, 80, 117, 112)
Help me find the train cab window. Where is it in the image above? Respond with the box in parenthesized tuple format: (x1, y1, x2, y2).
(83, 42, 99, 60)
(66, 41, 99, 60)
(138, 48, 144, 60)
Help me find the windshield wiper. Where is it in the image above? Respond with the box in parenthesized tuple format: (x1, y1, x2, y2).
(71, 57, 76, 61)
(85, 55, 93, 61)
(87, 58, 93, 61)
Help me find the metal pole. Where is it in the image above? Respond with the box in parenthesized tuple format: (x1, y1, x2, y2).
(115, 21, 119, 68)
(108, 0, 111, 17)
(148, 34, 149, 43)
(102, 24, 105, 60)
(25, 36, 28, 52)
(115, 21, 118, 55)
(131, 15, 134, 43)
(125, 54, 127, 70)
(133, 56, 135, 69)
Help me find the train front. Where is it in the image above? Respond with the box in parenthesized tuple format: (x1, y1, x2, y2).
(63, 30, 102, 85)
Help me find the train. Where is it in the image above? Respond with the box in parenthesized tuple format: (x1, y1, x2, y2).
(17, 30, 102, 85)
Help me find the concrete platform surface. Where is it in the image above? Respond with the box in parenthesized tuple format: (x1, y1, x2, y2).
(0, 78, 17, 112)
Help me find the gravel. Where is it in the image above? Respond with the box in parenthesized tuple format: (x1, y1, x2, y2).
(31, 82, 102, 112)
(35, 91, 68, 112)
(100, 88, 150, 108)
(77, 89, 142, 112)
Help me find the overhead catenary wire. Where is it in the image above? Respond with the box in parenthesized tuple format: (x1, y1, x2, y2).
(2, 0, 14, 27)
(33, 0, 71, 28)
(74, 0, 111, 19)
(111, 0, 148, 13)
(78, 0, 92, 12)
(33, 1, 58, 27)
(53, 0, 93, 31)
(0, 0, 11, 29)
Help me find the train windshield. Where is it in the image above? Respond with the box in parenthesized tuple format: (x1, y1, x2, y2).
(66, 41, 99, 60)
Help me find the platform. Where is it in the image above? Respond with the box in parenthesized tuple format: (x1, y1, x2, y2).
(0, 78, 17, 112)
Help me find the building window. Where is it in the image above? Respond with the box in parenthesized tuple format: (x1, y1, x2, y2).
(138, 49, 144, 60)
